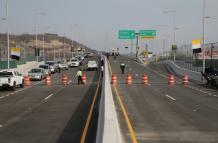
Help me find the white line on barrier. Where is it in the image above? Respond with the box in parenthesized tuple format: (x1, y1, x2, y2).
(44, 94, 54, 100)
(165, 94, 176, 101)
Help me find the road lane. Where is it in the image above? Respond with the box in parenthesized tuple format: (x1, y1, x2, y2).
(0, 56, 101, 143)
(109, 56, 218, 143)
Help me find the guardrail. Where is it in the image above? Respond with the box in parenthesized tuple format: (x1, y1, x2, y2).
(96, 56, 123, 143)
(159, 60, 202, 82)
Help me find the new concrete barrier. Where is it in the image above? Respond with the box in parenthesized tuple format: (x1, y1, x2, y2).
(96, 56, 123, 143)
(159, 60, 202, 82)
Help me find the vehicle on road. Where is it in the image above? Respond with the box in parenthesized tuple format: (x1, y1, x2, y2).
(0, 70, 24, 91)
(39, 64, 51, 75)
(69, 58, 80, 67)
(28, 68, 46, 80)
(87, 60, 98, 70)
(45, 61, 59, 73)
(58, 61, 69, 70)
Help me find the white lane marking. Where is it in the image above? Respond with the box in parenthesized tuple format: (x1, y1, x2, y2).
(0, 124, 3, 128)
(0, 96, 6, 99)
(165, 94, 176, 101)
(32, 81, 42, 86)
(135, 74, 139, 77)
(214, 95, 218, 97)
(68, 80, 72, 84)
(44, 94, 54, 100)
(0, 85, 32, 100)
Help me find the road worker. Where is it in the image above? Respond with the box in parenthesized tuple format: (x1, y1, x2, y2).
(120, 62, 125, 74)
(76, 68, 83, 85)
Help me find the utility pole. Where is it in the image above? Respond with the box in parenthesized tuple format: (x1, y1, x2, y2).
(136, 33, 139, 58)
(63, 33, 66, 60)
(202, 0, 206, 74)
(6, 0, 10, 69)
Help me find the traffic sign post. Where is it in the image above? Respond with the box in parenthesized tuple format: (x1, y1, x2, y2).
(119, 30, 135, 39)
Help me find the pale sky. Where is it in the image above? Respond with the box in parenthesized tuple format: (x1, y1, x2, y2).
(0, 0, 218, 54)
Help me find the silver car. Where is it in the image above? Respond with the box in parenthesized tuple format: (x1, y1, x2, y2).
(39, 64, 51, 75)
(28, 68, 46, 80)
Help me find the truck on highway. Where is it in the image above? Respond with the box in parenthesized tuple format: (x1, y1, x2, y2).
(0, 70, 24, 91)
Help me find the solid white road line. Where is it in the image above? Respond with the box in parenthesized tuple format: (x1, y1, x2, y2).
(44, 94, 54, 100)
(165, 94, 176, 101)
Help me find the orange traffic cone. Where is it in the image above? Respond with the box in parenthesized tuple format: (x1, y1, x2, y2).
(82, 74, 87, 84)
(45, 74, 51, 86)
(142, 74, 148, 85)
(183, 74, 189, 86)
(24, 76, 31, 86)
(126, 74, 132, 85)
(61, 74, 68, 85)
(111, 74, 117, 84)
(168, 74, 175, 85)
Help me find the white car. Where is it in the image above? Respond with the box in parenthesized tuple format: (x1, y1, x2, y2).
(0, 70, 24, 91)
(87, 60, 98, 70)
(28, 68, 46, 80)
(58, 62, 69, 70)
(70, 58, 80, 67)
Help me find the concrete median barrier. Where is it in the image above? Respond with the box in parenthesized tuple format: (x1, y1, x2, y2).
(96, 56, 123, 143)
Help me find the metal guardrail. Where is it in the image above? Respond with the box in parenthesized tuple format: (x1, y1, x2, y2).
(159, 60, 202, 82)
(96, 56, 123, 143)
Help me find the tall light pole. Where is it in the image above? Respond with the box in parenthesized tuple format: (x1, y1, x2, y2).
(63, 33, 66, 60)
(6, 0, 10, 69)
(164, 10, 177, 62)
(35, 12, 46, 62)
(42, 26, 50, 62)
(202, 0, 206, 74)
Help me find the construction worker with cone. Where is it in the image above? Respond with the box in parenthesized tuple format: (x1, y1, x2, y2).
(76, 68, 83, 85)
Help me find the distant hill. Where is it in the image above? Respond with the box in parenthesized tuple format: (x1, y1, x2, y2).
(0, 33, 89, 60)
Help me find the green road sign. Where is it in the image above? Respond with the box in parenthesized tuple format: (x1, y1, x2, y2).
(139, 30, 156, 38)
(119, 30, 135, 39)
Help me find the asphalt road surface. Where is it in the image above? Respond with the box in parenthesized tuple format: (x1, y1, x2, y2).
(0, 56, 101, 143)
(109, 55, 218, 143)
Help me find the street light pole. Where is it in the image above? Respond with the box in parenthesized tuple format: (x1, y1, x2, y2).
(6, 0, 10, 69)
(63, 33, 66, 60)
(164, 10, 177, 62)
(202, 0, 206, 74)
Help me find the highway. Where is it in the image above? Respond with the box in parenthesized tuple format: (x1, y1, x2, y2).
(0, 56, 102, 143)
(109, 56, 218, 143)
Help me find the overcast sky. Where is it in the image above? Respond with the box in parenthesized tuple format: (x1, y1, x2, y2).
(0, 0, 218, 54)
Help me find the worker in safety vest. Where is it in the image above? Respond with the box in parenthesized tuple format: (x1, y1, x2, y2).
(76, 68, 83, 85)
(120, 63, 125, 74)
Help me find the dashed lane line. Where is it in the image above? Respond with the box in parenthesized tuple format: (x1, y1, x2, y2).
(165, 94, 176, 101)
(44, 94, 54, 100)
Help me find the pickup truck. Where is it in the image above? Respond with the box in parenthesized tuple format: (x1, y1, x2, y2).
(0, 70, 24, 91)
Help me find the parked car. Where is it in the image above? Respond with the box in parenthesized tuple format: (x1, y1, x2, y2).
(69, 58, 80, 67)
(28, 68, 46, 80)
(39, 64, 51, 75)
(0, 70, 24, 91)
(87, 60, 98, 70)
